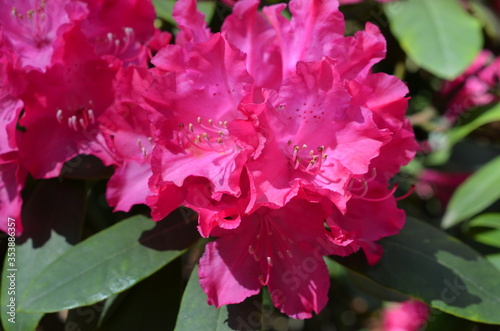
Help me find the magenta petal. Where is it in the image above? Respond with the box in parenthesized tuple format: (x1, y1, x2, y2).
(199, 239, 261, 307)
(0, 160, 26, 236)
(106, 161, 152, 212)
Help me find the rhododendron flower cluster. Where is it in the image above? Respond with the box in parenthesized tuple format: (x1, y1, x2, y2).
(144, 0, 417, 318)
(0, 0, 417, 319)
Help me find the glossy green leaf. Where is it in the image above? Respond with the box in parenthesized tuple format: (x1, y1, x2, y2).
(175, 265, 264, 331)
(153, 0, 215, 25)
(19, 213, 198, 313)
(442, 156, 500, 228)
(486, 254, 500, 272)
(1, 179, 86, 331)
(385, 0, 482, 79)
(96, 259, 182, 331)
(334, 217, 500, 324)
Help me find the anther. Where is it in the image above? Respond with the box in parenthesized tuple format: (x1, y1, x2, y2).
(87, 109, 95, 124)
(208, 119, 213, 126)
(197, 116, 201, 124)
(188, 123, 194, 132)
(248, 245, 255, 255)
(79, 118, 86, 129)
(267, 257, 273, 267)
(302, 144, 308, 149)
(203, 133, 210, 141)
(56, 109, 63, 123)
(294, 158, 301, 170)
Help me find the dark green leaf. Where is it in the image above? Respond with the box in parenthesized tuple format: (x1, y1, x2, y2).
(19, 212, 198, 313)
(175, 265, 264, 331)
(334, 217, 500, 324)
(385, 0, 482, 79)
(442, 156, 500, 228)
(96, 258, 182, 331)
(1, 179, 86, 331)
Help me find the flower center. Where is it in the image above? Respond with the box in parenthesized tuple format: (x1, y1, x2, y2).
(94, 27, 139, 62)
(55, 101, 95, 131)
(177, 116, 232, 154)
(10, 1, 51, 49)
(286, 141, 328, 174)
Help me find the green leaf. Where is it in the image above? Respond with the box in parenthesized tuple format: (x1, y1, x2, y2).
(486, 253, 500, 272)
(19, 212, 198, 313)
(175, 265, 264, 331)
(96, 259, 182, 331)
(334, 217, 500, 324)
(153, 0, 215, 25)
(426, 104, 500, 166)
(1, 179, 86, 331)
(175, 265, 232, 331)
(466, 213, 500, 230)
(385, 0, 482, 79)
(465, 213, 500, 248)
(442, 156, 500, 228)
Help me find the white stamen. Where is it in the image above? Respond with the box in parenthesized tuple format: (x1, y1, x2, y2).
(267, 256, 273, 267)
(87, 109, 95, 124)
(79, 118, 86, 129)
(56, 109, 63, 123)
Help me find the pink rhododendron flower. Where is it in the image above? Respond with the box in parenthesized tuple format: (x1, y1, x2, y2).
(199, 198, 336, 319)
(382, 300, 430, 331)
(145, 33, 263, 202)
(246, 58, 389, 212)
(16, 26, 119, 178)
(0, 0, 87, 71)
(441, 50, 500, 121)
(78, 0, 163, 66)
(101, 67, 155, 212)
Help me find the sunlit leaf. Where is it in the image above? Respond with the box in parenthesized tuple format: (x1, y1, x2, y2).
(442, 156, 500, 228)
(385, 0, 482, 79)
(19, 213, 198, 313)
